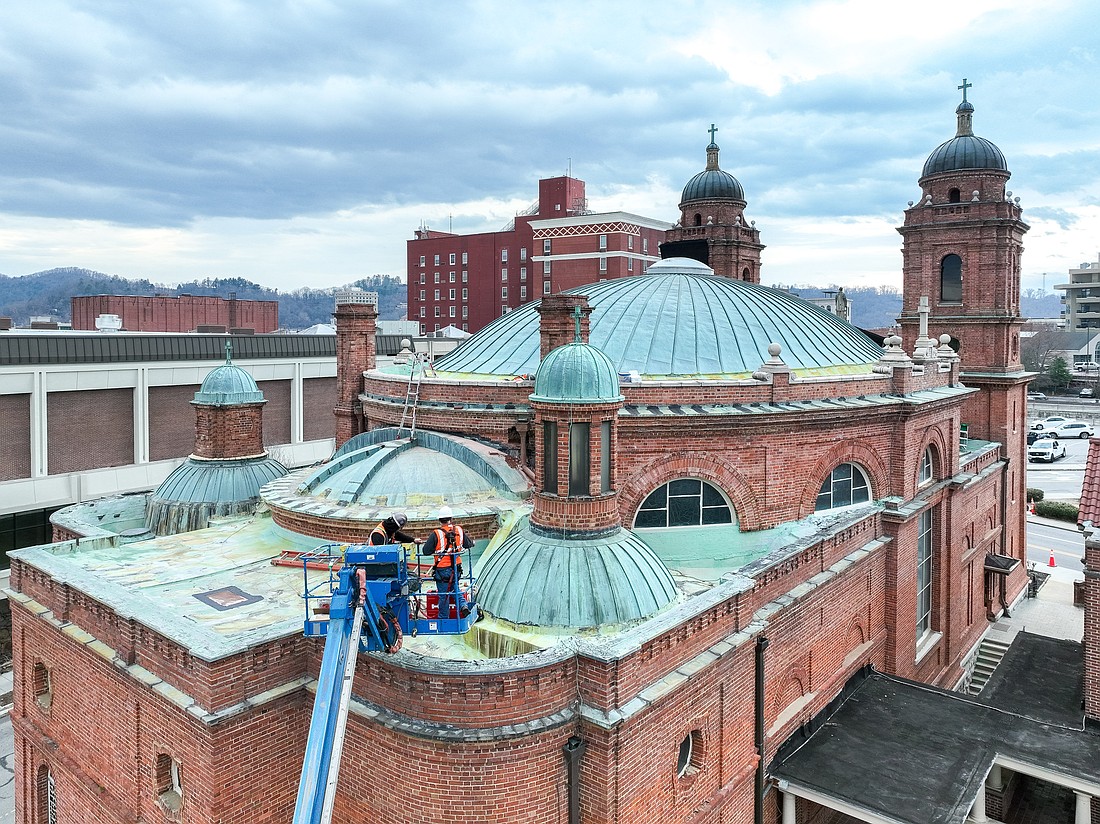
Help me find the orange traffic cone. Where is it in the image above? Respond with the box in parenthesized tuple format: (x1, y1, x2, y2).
(1049, 550, 1057, 568)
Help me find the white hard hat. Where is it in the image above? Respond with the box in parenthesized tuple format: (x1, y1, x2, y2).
(438, 505, 453, 520)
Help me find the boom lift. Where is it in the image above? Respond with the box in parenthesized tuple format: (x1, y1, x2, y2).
(292, 543, 477, 824)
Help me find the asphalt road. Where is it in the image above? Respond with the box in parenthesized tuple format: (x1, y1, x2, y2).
(1027, 520, 1085, 573)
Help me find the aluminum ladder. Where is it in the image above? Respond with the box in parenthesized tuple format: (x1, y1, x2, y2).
(398, 352, 433, 436)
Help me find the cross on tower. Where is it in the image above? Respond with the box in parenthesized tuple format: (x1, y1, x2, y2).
(958, 78, 972, 102)
(708, 123, 718, 143)
(572, 305, 583, 342)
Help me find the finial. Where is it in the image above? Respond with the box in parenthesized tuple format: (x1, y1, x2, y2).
(225, 339, 233, 364)
(708, 123, 718, 144)
(572, 304, 583, 343)
(957, 77, 972, 103)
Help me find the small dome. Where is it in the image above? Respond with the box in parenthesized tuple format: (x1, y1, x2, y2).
(477, 524, 677, 628)
(922, 96, 1007, 177)
(193, 363, 264, 406)
(681, 140, 745, 204)
(530, 342, 623, 404)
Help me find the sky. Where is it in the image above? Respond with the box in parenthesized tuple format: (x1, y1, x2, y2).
(2, 0, 1100, 296)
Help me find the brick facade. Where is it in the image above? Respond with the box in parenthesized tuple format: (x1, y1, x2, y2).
(71, 294, 278, 334)
(46, 388, 134, 475)
(0, 394, 31, 481)
(148, 385, 200, 462)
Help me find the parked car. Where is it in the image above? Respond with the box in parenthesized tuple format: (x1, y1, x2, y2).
(1075, 362, 1100, 371)
(1082, 387, 1096, 398)
(1027, 391, 1048, 400)
(1047, 420, 1095, 439)
(1031, 416, 1071, 431)
(1028, 437, 1067, 462)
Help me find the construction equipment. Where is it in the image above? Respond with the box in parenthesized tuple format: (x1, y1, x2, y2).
(398, 352, 434, 436)
(292, 543, 477, 824)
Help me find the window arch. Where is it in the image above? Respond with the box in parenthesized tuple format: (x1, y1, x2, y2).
(634, 479, 732, 528)
(693, 213, 702, 227)
(940, 254, 962, 303)
(918, 447, 935, 486)
(815, 463, 871, 511)
(36, 764, 56, 824)
(948, 187, 961, 203)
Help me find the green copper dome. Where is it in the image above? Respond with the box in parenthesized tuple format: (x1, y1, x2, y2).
(477, 524, 677, 628)
(193, 363, 264, 406)
(433, 258, 882, 380)
(530, 342, 624, 404)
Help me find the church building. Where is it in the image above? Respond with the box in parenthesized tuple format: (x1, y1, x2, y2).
(10, 87, 1098, 824)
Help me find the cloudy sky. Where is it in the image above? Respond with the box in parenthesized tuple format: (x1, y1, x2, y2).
(2, 0, 1099, 295)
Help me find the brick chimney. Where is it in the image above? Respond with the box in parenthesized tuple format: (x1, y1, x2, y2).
(334, 300, 378, 448)
(1085, 531, 1100, 728)
(536, 294, 592, 360)
(192, 402, 265, 459)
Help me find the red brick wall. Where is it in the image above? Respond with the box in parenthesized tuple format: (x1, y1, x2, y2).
(149, 385, 199, 461)
(192, 403, 265, 459)
(0, 393, 31, 481)
(47, 389, 133, 474)
(303, 377, 336, 441)
(71, 295, 279, 333)
(256, 380, 291, 446)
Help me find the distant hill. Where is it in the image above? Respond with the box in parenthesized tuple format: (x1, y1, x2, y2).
(0, 268, 407, 328)
(786, 285, 1063, 330)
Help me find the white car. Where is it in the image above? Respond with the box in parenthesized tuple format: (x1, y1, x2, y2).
(1031, 416, 1071, 431)
(1046, 420, 1095, 439)
(1028, 437, 1067, 462)
(1027, 391, 1048, 400)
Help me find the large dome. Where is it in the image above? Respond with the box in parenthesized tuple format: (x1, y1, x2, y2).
(432, 258, 882, 379)
(922, 98, 1008, 177)
(680, 141, 745, 203)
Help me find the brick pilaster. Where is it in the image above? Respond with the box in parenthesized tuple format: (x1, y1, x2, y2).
(333, 301, 377, 447)
(1084, 534, 1100, 726)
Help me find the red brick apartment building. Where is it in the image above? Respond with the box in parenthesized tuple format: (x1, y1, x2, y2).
(71, 294, 279, 333)
(12, 93, 1100, 824)
(407, 176, 670, 334)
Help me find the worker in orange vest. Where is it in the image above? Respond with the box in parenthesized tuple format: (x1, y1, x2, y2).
(369, 513, 418, 546)
(419, 506, 474, 618)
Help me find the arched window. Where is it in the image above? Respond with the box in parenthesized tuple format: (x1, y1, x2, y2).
(940, 254, 963, 303)
(948, 188, 961, 203)
(634, 479, 732, 528)
(815, 463, 871, 511)
(918, 447, 934, 486)
(693, 213, 702, 227)
(916, 508, 934, 638)
(37, 764, 56, 824)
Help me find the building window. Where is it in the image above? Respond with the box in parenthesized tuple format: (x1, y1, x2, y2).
(501, 268, 508, 281)
(918, 447, 934, 486)
(420, 324, 426, 334)
(643, 238, 648, 253)
(600, 420, 612, 493)
(916, 508, 933, 638)
(520, 266, 527, 281)
(501, 249, 508, 262)
(419, 290, 425, 301)
(449, 252, 456, 265)
(448, 288, 455, 300)
(568, 422, 590, 496)
(599, 234, 607, 250)
(462, 323, 468, 331)
(434, 323, 440, 331)
(419, 307, 425, 318)
(676, 730, 703, 778)
(434, 289, 440, 300)
(461, 288, 468, 300)
(628, 258, 633, 272)
(449, 306, 456, 317)
(434, 272, 440, 284)
(543, 239, 551, 254)
(434, 307, 440, 317)
(156, 754, 183, 813)
(37, 764, 57, 824)
(419, 255, 426, 267)
(462, 270, 468, 282)
(462, 306, 468, 318)
(449, 271, 456, 282)
(419, 273, 425, 284)
(815, 463, 871, 511)
(32, 661, 52, 710)
(434, 254, 440, 265)
(544, 281, 551, 295)
(599, 257, 607, 272)
(634, 479, 732, 528)
(628, 236, 634, 250)
(520, 247, 527, 261)
(543, 421, 558, 493)
(501, 286, 508, 300)
(520, 285, 527, 300)
(462, 251, 468, 264)
(544, 260, 551, 274)
(941, 254, 963, 303)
